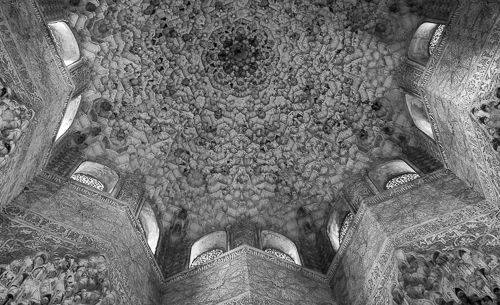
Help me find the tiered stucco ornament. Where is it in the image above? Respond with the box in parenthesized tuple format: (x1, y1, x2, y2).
(65, 0, 420, 242)
(0, 252, 117, 305)
(392, 248, 500, 304)
(0, 84, 35, 168)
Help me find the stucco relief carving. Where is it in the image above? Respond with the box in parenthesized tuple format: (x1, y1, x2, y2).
(392, 248, 500, 305)
(64, 0, 424, 244)
(0, 84, 35, 168)
(0, 253, 117, 305)
(471, 89, 500, 152)
(366, 207, 500, 305)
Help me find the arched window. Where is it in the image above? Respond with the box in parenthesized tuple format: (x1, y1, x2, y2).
(48, 21, 81, 67)
(326, 196, 356, 251)
(405, 94, 434, 140)
(70, 161, 119, 193)
(408, 23, 445, 65)
(139, 201, 160, 254)
(368, 159, 421, 192)
(264, 248, 295, 263)
(260, 230, 301, 265)
(339, 212, 354, 245)
(55, 95, 81, 141)
(70, 173, 105, 191)
(191, 249, 225, 267)
(385, 173, 421, 190)
(189, 231, 227, 267)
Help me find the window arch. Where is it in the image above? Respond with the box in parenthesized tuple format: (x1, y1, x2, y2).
(139, 201, 160, 254)
(191, 249, 225, 266)
(55, 95, 82, 141)
(48, 21, 81, 67)
(405, 94, 434, 140)
(385, 173, 421, 190)
(367, 159, 421, 192)
(338, 212, 354, 245)
(264, 248, 295, 263)
(408, 22, 445, 65)
(70, 161, 119, 193)
(70, 173, 105, 191)
(260, 230, 301, 265)
(189, 231, 227, 267)
(326, 197, 355, 251)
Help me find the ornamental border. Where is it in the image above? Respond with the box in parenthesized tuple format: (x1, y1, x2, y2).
(218, 292, 287, 305)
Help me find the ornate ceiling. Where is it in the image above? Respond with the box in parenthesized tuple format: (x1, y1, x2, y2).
(72, 0, 419, 239)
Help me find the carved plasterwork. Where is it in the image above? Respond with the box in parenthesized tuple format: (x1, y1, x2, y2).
(0, 85, 35, 168)
(419, 0, 500, 200)
(392, 247, 500, 304)
(163, 245, 333, 305)
(368, 208, 500, 305)
(0, 0, 75, 207)
(398, 61, 425, 97)
(0, 252, 117, 305)
(166, 245, 327, 285)
(0, 203, 164, 304)
(63, 0, 423, 243)
(326, 169, 497, 305)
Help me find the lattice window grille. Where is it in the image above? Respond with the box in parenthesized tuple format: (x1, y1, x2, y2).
(339, 212, 354, 245)
(385, 173, 420, 190)
(429, 24, 445, 56)
(264, 248, 295, 263)
(191, 249, 224, 267)
(70, 173, 105, 191)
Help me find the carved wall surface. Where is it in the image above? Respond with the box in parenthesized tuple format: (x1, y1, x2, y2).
(163, 246, 334, 305)
(327, 169, 495, 305)
(410, 126, 443, 166)
(0, 252, 117, 305)
(3, 174, 164, 304)
(0, 0, 74, 207)
(392, 246, 500, 304)
(157, 214, 330, 276)
(0, 85, 35, 168)
(368, 208, 500, 305)
(420, 0, 500, 202)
